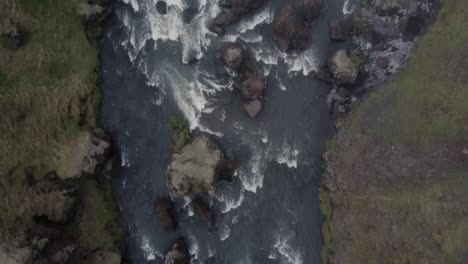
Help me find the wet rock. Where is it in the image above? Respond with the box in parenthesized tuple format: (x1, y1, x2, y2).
(155, 198, 176, 232)
(167, 137, 224, 197)
(221, 42, 246, 71)
(212, 0, 268, 34)
(240, 73, 266, 100)
(86, 250, 121, 264)
(303, 0, 323, 22)
(1, 21, 25, 49)
(192, 199, 212, 227)
(243, 99, 262, 118)
(218, 160, 238, 182)
(374, 0, 419, 17)
(164, 239, 190, 264)
(272, 5, 311, 51)
(328, 49, 358, 85)
(182, 8, 198, 23)
(329, 20, 349, 41)
(156, 1, 168, 15)
(337, 87, 351, 98)
(314, 67, 332, 82)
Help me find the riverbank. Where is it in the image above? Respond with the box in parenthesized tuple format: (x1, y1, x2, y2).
(0, 0, 124, 262)
(322, 0, 468, 263)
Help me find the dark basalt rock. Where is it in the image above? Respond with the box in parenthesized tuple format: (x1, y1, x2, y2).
(164, 239, 191, 264)
(155, 198, 176, 232)
(329, 20, 349, 42)
(302, 0, 323, 22)
(221, 42, 247, 72)
(243, 99, 262, 118)
(218, 160, 238, 182)
(156, 1, 168, 15)
(1, 21, 25, 49)
(192, 198, 213, 227)
(240, 73, 266, 100)
(211, 0, 268, 34)
(272, 5, 311, 51)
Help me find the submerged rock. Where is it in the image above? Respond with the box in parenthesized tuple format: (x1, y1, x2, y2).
(243, 99, 262, 118)
(182, 8, 199, 23)
(328, 49, 358, 85)
(155, 198, 176, 232)
(192, 199, 213, 227)
(272, 5, 311, 51)
(164, 239, 190, 264)
(329, 20, 349, 41)
(303, 0, 323, 22)
(156, 1, 168, 15)
(240, 73, 266, 100)
(167, 137, 224, 197)
(221, 42, 246, 71)
(212, 0, 268, 34)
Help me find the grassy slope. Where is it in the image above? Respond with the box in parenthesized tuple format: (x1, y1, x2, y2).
(0, 0, 122, 251)
(323, 0, 468, 263)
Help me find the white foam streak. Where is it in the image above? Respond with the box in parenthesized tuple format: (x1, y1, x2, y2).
(343, 0, 356, 15)
(273, 233, 303, 264)
(276, 144, 300, 168)
(140, 236, 163, 261)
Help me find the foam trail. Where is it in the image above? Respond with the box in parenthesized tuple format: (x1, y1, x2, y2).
(343, 0, 356, 15)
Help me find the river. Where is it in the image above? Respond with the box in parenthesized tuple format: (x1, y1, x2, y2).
(99, 0, 355, 263)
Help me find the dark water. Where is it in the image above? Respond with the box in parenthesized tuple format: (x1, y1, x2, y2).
(100, 0, 354, 263)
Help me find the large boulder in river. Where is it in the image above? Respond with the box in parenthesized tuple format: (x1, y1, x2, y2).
(212, 0, 268, 34)
(328, 49, 358, 85)
(329, 20, 349, 41)
(164, 239, 190, 264)
(155, 198, 176, 232)
(302, 0, 323, 22)
(240, 73, 266, 100)
(243, 99, 262, 118)
(221, 42, 246, 71)
(167, 137, 224, 197)
(272, 5, 311, 51)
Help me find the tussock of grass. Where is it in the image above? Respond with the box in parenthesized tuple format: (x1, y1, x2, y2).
(319, 187, 331, 264)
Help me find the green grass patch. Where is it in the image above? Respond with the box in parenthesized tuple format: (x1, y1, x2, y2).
(168, 115, 191, 151)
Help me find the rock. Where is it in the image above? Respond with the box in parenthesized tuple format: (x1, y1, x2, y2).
(303, 0, 323, 22)
(328, 49, 358, 85)
(59, 129, 111, 179)
(78, 1, 113, 43)
(32, 190, 77, 224)
(164, 239, 190, 264)
(167, 137, 224, 197)
(243, 99, 262, 118)
(240, 73, 266, 100)
(155, 198, 176, 232)
(374, 0, 419, 16)
(212, 0, 268, 34)
(182, 8, 198, 23)
(329, 20, 349, 41)
(1, 21, 25, 49)
(0, 243, 32, 264)
(86, 250, 121, 264)
(221, 43, 246, 71)
(314, 67, 332, 82)
(156, 1, 168, 15)
(272, 5, 311, 51)
(218, 160, 238, 182)
(192, 199, 212, 227)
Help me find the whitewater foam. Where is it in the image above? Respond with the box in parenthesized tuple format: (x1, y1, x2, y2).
(273, 233, 303, 264)
(219, 223, 231, 241)
(140, 236, 163, 261)
(343, 0, 356, 15)
(276, 144, 300, 168)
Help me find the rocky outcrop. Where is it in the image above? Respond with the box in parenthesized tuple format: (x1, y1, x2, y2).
(0, 243, 32, 264)
(272, 5, 311, 51)
(0, 20, 25, 50)
(240, 73, 266, 100)
(329, 20, 349, 42)
(303, 0, 323, 22)
(86, 250, 121, 264)
(328, 49, 358, 85)
(164, 239, 190, 264)
(212, 0, 268, 34)
(222, 43, 246, 71)
(155, 198, 176, 232)
(243, 99, 262, 118)
(167, 137, 224, 197)
(78, 0, 114, 44)
(192, 199, 212, 228)
(59, 129, 111, 179)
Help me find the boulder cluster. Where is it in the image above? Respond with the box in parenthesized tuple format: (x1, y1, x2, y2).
(211, 0, 269, 34)
(221, 42, 266, 118)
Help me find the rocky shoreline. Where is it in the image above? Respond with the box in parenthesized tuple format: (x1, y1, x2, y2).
(1, 1, 124, 263)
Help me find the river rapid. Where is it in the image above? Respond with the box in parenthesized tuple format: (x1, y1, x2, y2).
(99, 0, 355, 263)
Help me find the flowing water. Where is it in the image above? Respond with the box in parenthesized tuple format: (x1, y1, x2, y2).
(100, 0, 355, 263)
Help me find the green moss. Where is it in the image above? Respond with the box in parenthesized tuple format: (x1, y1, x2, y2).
(168, 115, 191, 151)
(350, 55, 364, 68)
(319, 187, 331, 264)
